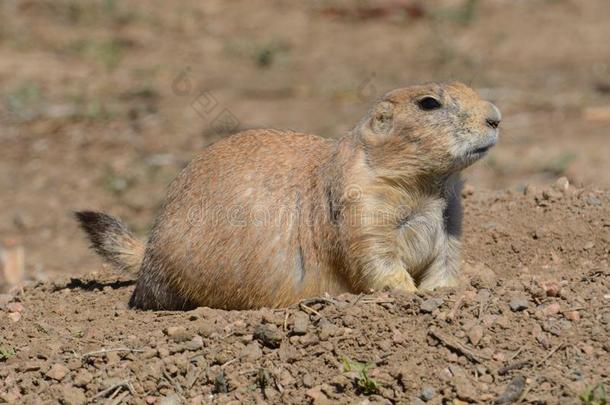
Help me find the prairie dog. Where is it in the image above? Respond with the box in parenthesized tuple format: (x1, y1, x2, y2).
(76, 82, 501, 310)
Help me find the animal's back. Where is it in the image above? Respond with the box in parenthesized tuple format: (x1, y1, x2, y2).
(131, 129, 346, 310)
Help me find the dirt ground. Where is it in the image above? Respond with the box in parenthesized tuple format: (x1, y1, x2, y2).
(0, 0, 609, 403)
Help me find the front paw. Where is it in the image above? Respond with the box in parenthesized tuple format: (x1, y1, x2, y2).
(371, 270, 417, 293)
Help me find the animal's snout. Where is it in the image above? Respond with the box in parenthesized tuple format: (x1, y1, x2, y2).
(485, 103, 502, 129)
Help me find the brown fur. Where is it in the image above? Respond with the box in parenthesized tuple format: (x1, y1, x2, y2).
(76, 82, 501, 310)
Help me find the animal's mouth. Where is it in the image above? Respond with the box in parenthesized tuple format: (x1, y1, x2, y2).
(469, 141, 496, 156)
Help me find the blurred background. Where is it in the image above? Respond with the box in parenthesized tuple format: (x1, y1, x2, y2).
(0, 0, 609, 286)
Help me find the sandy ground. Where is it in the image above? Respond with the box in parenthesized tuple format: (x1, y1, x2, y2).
(0, 0, 609, 403)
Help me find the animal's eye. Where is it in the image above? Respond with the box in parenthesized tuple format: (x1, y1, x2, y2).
(418, 96, 442, 111)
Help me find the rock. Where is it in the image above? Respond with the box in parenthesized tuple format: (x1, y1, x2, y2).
(253, 323, 283, 348)
(61, 385, 86, 405)
(188, 395, 204, 405)
(8, 312, 21, 322)
(464, 262, 497, 289)
(106, 351, 120, 365)
(240, 342, 263, 361)
(66, 358, 82, 371)
(555, 177, 570, 191)
(185, 335, 204, 351)
(6, 302, 24, 313)
(580, 344, 594, 355)
(452, 369, 478, 402)
(46, 363, 69, 381)
(17, 361, 43, 372)
(305, 385, 329, 404)
(158, 393, 183, 405)
(164, 326, 191, 342)
(542, 302, 561, 317)
(302, 373, 315, 388)
(492, 352, 506, 362)
(542, 282, 561, 297)
(420, 298, 444, 313)
(278, 341, 299, 363)
(73, 369, 93, 387)
(392, 329, 405, 344)
(292, 312, 309, 335)
(213, 370, 228, 394)
(585, 195, 602, 206)
(0, 294, 12, 309)
(493, 375, 525, 404)
(509, 296, 530, 312)
(467, 325, 484, 346)
(420, 386, 436, 401)
(583, 241, 595, 250)
(564, 311, 580, 322)
(318, 319, 337, 341)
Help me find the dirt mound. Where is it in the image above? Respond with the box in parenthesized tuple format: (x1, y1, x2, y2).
(1, 185, 609, 404)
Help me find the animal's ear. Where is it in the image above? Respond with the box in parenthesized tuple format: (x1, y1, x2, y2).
(369, 101, 395, 136)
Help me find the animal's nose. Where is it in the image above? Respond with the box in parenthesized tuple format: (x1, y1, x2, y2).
(485, 103, 501, 129)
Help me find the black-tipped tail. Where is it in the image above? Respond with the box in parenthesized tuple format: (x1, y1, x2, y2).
(75, 211, 145, 272)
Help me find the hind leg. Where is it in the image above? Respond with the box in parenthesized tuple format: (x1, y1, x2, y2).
(129, 258, 197, 310)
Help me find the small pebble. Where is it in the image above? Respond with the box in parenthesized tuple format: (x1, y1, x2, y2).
(509, 297, 530, 312)
(494, 375, 525, 404)
(420, 298, 444, 313)
(46, 363, 69, 381)
(542, 282, 561, 297)
(292, 312, 309, 335)
(253, 323, 283, 348)
(585, 195, 602, 206)
(543, 303, 561, 317)
(467, 325, 484, 346)
(564, 311, 580, 322)
(492, 352, 506, 362)
(421, 386, 436, 401)
(555, 176, 569, 191)
(164, 326, 191, 342)
(6, 302, 23, 313)
(157, 393, 182, 405)
(8, 312, 21, 322)
(186, 335, 204, 351)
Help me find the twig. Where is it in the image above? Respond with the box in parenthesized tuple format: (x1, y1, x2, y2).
(428, 327, 487, 363)
(497, 361, 531, 376)
(535, 343, 564, 367)
(299, 297, 337, 307)
(519, 375, 537, 402)
(107, 385, 123, 401)
(108, 389, 129, 405)
(221, 358, 237, 369)
(350, 293, 365, 307)
(299, 303, 322, 317)
(359, 298, 395, 304)
(448, 295, 466, 321)
(90, 381, 133, 401)
(509, 346, 524, 361)
(163, 369, 183, 395)
(82, 348, 144, 358)
(283, 311, 289, 331)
